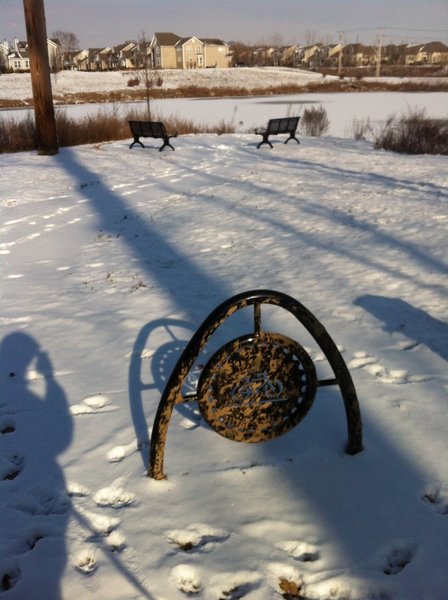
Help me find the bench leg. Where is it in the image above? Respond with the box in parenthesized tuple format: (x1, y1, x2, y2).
(284, 133, 300, 145)
(257, 134, 273, 149)
(129, 137, 145, 149)
(159, 138, 175, 152)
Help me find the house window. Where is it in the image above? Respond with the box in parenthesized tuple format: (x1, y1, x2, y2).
(25, 60, 29, 68)
(187, 46, 192, 54)
(195, 46, 202, 54)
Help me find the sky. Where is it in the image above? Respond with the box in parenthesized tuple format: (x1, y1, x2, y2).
(1, 0, 448, 49)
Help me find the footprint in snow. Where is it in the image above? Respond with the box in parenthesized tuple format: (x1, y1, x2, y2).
(210, 571, 261, 600)
(12, 523, 61, 554)
(165, 523, 228, 553)
(276, 540, 320, 562)
(1, 452, 24, 481)
(13, 484, 70, 515)
(422, 483, 448, 515)
(347, 351, 378, 369)
(0, 562, 21, 593)
(382, 541, 417, 575)
(171, 564, 201, 595)
(66, 481, 90, 497)
(348, 352, 427, 384)
(70, 394, 118, 416)
(266, 563, 304, 599)
(0, 419, 15, 435)
(93, 478, 136, 509)
(74, 547, 98, 575)
(78, 507, 120, 535)
(106, 440, 138, 463)
(103, 530, 127, 553)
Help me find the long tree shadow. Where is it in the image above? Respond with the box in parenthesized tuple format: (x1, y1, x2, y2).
(149, 141, 447, 295)
(355, 294, 448, 361)
(238, 141, 448, 199)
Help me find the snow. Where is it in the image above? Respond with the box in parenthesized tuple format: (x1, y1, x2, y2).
(0, 68, 331, 101)
(1, 87, 448, 600)
(2, 69, 447, 140)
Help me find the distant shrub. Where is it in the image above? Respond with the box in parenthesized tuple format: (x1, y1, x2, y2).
(127, 76, 140, 87)
(351, 117, 373, 141)
(300, 105, 330, 136)
(0, 112, 36, 153)
(374, 109, 448, 155)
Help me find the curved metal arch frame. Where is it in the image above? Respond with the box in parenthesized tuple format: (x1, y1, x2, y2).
(148, 289, 363, 480)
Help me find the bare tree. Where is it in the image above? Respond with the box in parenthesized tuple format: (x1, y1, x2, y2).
(270, 32, 284, 47)
(305, 30, 318, 46)
(134, 31, 163, 120)
(52, 30, 79, 52)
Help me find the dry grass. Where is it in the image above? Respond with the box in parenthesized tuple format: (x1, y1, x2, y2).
(349, 109, 448, 154)
(373, 109, 448, 155)
(300, 105, 329, 136)
(0, 107, 236, 153)
(0, 112, 37, 152)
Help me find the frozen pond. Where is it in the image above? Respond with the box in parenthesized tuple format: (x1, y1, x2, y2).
(1, 91, 446, 138)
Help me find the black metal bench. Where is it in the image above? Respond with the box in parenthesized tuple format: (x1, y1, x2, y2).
(128, 120, 177, 151)
(255, 116, 300, 149)
(148, 289, 363, 480)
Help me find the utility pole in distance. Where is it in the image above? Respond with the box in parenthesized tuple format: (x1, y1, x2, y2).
(23, 0, 58, 155)
(338, 31, 345, 77)
(376, 29, 384, 78)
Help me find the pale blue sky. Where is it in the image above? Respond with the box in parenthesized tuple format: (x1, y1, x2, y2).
(2, 0, 448, 48)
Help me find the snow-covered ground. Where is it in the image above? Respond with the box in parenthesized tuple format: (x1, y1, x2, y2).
(0, 68, 328, 101)
(0, 93, 447, 600)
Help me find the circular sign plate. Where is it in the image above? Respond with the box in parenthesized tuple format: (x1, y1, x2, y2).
(197, 332, 317, 442)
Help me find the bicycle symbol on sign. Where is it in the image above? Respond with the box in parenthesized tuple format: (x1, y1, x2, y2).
(230, 371, 286, 405)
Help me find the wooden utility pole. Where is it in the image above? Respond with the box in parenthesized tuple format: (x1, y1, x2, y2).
(376, 29, 384, 78)
(338, 31, 345, 77)
(23, 0, 58, 155)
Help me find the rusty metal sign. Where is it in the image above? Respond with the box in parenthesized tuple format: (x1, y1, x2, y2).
(148, 290, 363, 480)
(198, 332, 317, 442)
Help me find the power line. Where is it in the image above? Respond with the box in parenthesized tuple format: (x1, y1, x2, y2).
(382, 27, 448, 33)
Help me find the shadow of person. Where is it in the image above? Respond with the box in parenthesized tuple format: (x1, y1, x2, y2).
(0, 332, 73, 598)
(355, 295, 448, 362)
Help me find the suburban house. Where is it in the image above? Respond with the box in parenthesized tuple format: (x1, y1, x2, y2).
(405, 41, 448, 64)
(342, 43, 377, 67)
(63, 49, 88, 70)
(3, 39, 30, 71)
(2, 31, 447, 73)
(150, 32, 231, 69)
(2, 37, 62, 71)
(47, 38, 62, 70)
(111, 42, 137, 70)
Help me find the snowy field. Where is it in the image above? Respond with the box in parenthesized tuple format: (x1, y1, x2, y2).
(0, 89, 448, 600)
(1, 68, 446, 102)
(0, 67, 328, 101)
